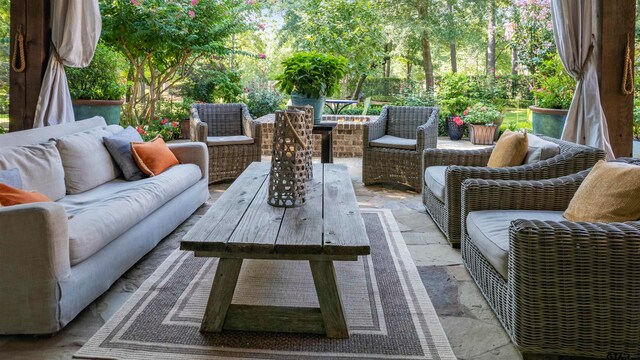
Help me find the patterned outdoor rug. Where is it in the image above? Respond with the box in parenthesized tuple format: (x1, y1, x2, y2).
(74, 209, 455, 360)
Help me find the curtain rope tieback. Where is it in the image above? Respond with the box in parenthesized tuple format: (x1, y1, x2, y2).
(622, 33, 634, 95)
(11, 24, 26, 73)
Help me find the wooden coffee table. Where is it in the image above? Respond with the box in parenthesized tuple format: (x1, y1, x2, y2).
(181, 162, 370, 338)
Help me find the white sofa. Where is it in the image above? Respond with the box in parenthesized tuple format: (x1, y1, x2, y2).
(0, 117, 209, 334)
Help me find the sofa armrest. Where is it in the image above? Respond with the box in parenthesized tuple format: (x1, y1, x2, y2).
(189, 106, 207, 143)
(0, 202, 70, 333)
(423, 147, 494, 168)
(417, 108, 439, 151)
(168, 142, 209, 181)
(505, 219, 640, 353)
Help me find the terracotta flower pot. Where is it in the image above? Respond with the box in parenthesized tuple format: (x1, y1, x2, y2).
(469, 124, 496, 145)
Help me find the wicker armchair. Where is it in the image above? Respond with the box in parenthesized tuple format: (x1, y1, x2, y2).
(460, 158, 640, 359)
(190, 103, 262, 183)
(363, 106, 439, 191)
(422, 136, 605, 246)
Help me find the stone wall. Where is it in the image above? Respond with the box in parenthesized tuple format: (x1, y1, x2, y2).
(256, 114, 377, 158)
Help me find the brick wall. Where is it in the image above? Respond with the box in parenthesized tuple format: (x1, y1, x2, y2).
(256, 114, 377, 158)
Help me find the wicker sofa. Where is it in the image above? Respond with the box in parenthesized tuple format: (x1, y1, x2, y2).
(363, 106, 439, 191)
(459, 158, 640, 359)
(422, 136, 605, 246)
(190, 103, 262, 183)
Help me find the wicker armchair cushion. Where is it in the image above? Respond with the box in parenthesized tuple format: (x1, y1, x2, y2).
(487, 130, 528, 168)
(424, 166, 447, 201)
(467, 210, 564, 278)
(369, 135, 417, 150)
(206, 136, 254, 146)
(564, 160, 640, 223)
(525, 134, 561, 164)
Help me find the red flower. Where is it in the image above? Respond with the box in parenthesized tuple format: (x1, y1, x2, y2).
(161, 118, 169, 125)
(453, 116, 464, 126)
(136, 127, 147, 135)
(172, 122, 178, 128)
(258, 53, 266, 59)
(463, 108, 469, 116)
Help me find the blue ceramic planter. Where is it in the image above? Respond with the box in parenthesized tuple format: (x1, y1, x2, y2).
(73, 99, 124, 125)
(530, 106, 568, 139)
(290, 93, 326, 124)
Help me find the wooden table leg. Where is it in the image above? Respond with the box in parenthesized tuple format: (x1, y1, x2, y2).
(200, 258, 243, 333)
(309, 260, 349, 338)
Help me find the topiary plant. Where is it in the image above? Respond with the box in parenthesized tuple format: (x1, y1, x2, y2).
(275, 52, 347, 99)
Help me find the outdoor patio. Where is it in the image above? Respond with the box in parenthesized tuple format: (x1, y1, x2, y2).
(0, 142, 525, 360)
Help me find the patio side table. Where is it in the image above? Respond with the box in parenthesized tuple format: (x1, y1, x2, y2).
(313, 122, 337, 163)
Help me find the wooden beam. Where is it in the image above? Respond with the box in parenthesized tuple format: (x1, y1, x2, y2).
(9, 0, 51, 131)
(598, 0, 635, 157)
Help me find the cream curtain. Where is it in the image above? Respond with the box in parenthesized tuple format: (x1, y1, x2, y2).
(33, 0, 101, 128)
(551, 0, 614, 159)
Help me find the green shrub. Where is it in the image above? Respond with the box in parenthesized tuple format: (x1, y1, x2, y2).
(339, 106, 382, 116)
(393, 93, 436, 107)
(181, 63, 243, 103)
(534, 55, 575, 109)
(347, 77, 418, 98)
(0, 125, 6, 134)
(634, 107, 640, 140)
(156, 99, 191, 122)
(245, 87, 285, 118)
(66, 42, 128, 100)
(463, 102, 502, 125)
(136, 117, 181, 142)
(275, 52, 347, 98)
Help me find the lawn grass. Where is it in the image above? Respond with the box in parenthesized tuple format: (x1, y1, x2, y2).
(501, 108, 532, 132)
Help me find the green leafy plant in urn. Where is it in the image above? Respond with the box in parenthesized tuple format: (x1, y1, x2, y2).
(275, 52, 347, 124)
(66, 43, 128, 125)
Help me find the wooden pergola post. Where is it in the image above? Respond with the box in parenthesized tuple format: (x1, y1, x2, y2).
(598, 0, 635, 157)
(9, 0, 51, 131)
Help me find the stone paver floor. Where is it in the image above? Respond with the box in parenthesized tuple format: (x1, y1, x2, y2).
(0, 139, 594, 359)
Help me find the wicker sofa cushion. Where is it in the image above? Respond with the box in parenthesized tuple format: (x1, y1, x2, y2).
(525, 134, 561, 164)
(564, 160, 640, 222)
(466, 210, 565, 279)
(207, 136, 254, 146)
(370, 135, 417, 150)
(424, 166, 446, 202)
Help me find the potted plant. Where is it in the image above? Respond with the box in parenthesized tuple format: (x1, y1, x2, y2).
(447, 116, 465, 141)
(275, 52, 347, 124)
(66, 43, 128, 125)
(464, 102, 502, 145)
(530, 55, 575, 139)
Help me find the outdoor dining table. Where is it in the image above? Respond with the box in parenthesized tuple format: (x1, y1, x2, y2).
(324, 99, 358, 114)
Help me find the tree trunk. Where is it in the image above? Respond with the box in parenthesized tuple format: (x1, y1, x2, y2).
(486, 0, 496, 77)
(406, 60, 412, 80)
(351, 74, 367, 100)
(450, 43, 458, 73)
(447, 2, 457, 73)
(421, 32, 434, 92)
(511, 47, 518, 75)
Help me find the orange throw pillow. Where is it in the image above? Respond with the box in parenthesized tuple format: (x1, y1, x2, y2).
(0, 183, 52, 206)
(487, 130, 529, 168)
(131, 136, 180, 176)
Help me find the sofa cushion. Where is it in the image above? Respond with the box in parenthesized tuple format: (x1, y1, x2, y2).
(564, 160, 640, 223)
(57, 163, 202, 265)
(0, 183, 52, 206)
(525, 134, 561, 164)
(131, 137, 180, 176)
(56, 127, 122, 194)
(0, 141, 66, 201)
(103, 126, 147, 181)
(0, 168, 22, 189)
(424, 166, 447, 202)
(207, 135, 254, 146)
(370, 135, 417, 150)
(466, 210, 565, 279)
(487, 130, 528, 168)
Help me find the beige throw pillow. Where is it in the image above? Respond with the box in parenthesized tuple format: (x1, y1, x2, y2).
(486, 130, 529, 168)
(564, 160, 640, 222)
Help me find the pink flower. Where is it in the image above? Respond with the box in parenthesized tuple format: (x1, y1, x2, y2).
(136, 127, 146, 135)
(481, 107, 487, 111)
(258, 53, 266, 59)
(246, 0, 255, 4)
(453, 116, 464, 126)
(161, 118, 169, 125)
(191, 0, 198, 5)
(463, 108, 469, 116)
(257, 23, 266, 30)
(131, 0, 141, 5)
(188, 10, 195, 19)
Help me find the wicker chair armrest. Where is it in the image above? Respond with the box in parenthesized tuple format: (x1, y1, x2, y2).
(422, 147, 494, 169)
(189, 107, 207, 143)
(363, 106, 388, 146)
(416, 108, 439, 151)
